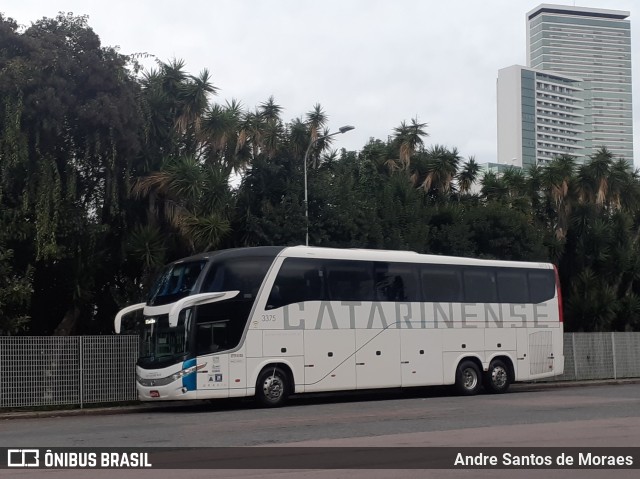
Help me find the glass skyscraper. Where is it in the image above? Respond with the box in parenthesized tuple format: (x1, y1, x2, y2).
(527, 4, 633, 164)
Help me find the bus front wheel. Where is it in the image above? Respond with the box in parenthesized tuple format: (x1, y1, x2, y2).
(256, 366, 289, 407)
(484, 359, 510, 394)
(455, 360, 482, 395)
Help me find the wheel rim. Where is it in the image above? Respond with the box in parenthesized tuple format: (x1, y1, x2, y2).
(462, 368, 478, 390)
(491, 366, 508, 389)
(262, 374, 284, 402)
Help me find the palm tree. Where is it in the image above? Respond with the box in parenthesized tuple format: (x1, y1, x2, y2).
(140, 59, 218, 165)
(620, 166, 640, 213)
(542, 154, 576, 239)
(480, 171, 508, 202)
(133, 155, 232, 253)
(607, 158, 634, 211)
(525, 164, 545, 218)
(201, 103, 238, 154)
(501, 167, 527, 200)
(288, 117, 309, 159)
(258, 96, 284, 158)
(306, 103, 328, 143)
(457, 156, 480, 195)
(200, 99, 255, 173)
(305, 104, 329, 168)
(577, 146, 614, 208)
(241, 110, 266, 159)
(259, 95, 283, 123)
(393, 117, 428, 171)
(261, 118, 284, 160)
(175, 68, 218, 135)
(126, 223, 167, 285)
(420, 145, 461, 195)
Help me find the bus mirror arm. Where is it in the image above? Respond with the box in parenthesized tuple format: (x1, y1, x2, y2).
(168, 291, 240, 327)
(114, 303, 146, 334)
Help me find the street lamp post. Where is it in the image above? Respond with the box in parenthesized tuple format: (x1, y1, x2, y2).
(303, 125, 355, 246)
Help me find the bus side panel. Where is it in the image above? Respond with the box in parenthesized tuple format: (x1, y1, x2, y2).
(515, 325, 564, 380)
(196, 354, 230, 399)
(304, 329, 356, 392)
(263, 330, 304, 357)
(355, 328, 401, 389)
(441, 327, 485, 359)
(245, 330, 263, 358)
(484, 328, 516, 354)
(228, 346, 248, 397)
(400, 328, 443, 387)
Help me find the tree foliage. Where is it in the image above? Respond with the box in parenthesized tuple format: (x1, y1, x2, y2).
(1, 12, 640, 334)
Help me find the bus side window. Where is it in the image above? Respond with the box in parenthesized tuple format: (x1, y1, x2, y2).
(375, 262, 420, 302)
(463, 268, 498, 303)
(196, 321, 229, 355)
(497, 269, 529, 303)
(325, 260, 374, 302)
(528, 270, 556, 303)
(266, 258, 326, 310)
(422, 266, 463, 302)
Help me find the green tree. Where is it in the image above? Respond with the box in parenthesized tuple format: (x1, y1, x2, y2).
(392, 117, 428, 171)
(457, 156, 480, 196)
(576, 147, 615, 209)
(134, 155, 232, 254)
(0, 13, 144, 334)
(0, 245, 33, 335)
(418, 145, 462, 197)
(541, 155, 576, 240)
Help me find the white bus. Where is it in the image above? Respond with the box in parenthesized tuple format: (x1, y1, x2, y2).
(115, 246, 564, 407)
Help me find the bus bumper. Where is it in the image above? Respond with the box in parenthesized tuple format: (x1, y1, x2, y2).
(137, 384, 198, 401)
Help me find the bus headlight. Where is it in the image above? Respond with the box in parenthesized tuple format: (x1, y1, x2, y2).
(169, 364, 202, 382)
(137, 363, 205, 387)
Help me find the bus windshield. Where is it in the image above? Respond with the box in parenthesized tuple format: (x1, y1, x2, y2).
(139, 312, 193, 367)
(147, 260, 206, 306)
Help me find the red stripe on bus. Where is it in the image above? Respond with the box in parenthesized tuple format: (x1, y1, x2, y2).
(554, 265, 563, 323)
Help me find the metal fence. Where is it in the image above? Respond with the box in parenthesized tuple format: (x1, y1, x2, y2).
(554, 332, 640, 381)
(0, 336, 138, 408)
(0, 333, 639, 409)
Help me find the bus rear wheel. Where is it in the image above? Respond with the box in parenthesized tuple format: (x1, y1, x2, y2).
(256, 366, 289, 407)
(455, 360, 482, 395)
(484, 359, 510, 394)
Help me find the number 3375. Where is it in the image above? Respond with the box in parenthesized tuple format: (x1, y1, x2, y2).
(261, 314, 276, 322)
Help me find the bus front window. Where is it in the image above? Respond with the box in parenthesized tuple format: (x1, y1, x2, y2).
(139, 311, 193, 367)
(147, 260, 206, 306)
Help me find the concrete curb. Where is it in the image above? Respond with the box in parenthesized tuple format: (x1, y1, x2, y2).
(2, 378, 640, 420)
(511, 377, 640, 391)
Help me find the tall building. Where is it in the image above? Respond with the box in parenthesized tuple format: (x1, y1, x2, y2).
(498, 65, 584, 168)
(527, 4, 633, 164)
(497, 4, 633, 167)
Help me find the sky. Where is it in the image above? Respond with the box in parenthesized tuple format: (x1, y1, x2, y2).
(3, 0, 640, 165)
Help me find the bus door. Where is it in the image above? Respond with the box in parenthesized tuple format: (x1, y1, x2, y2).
(195, 320, 230, 396)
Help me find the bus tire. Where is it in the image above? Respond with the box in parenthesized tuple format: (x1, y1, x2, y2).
(256, 366, 289, 407)
(455, 360, 482, 396)
(485, 359, 510, 394)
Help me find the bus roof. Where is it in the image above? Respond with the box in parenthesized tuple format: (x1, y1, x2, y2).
(169, 246, 285, 265)
(167, 245, 551, 270)
(279, 245, 553, 270)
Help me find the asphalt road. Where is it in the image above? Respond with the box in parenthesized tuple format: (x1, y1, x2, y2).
(2, 383, 640, 478)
